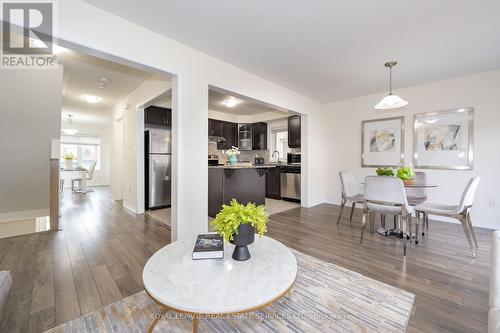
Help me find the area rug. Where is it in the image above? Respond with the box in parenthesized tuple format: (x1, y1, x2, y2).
(45, 250, 415, 332)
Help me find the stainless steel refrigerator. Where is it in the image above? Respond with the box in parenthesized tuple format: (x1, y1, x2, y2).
(145, 128, 171, 209)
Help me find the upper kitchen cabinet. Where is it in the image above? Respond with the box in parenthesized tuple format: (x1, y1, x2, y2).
(252, 122, 267, 150)
(208, 118, 223, 137)
(145, 106, 171, 127)
(218, 121, 237, 149)
(288, 115, 301, 148)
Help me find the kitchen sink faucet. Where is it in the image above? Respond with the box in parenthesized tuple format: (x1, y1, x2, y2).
(272, 150, 280, 163)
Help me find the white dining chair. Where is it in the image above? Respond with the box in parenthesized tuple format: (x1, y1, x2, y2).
(362, 176, 414, 256)
(72, 160, 97, 193)
(415, 176, 480, 257)
(337, 171, 364, 225)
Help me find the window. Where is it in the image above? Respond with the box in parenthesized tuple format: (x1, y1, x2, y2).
(60, 134, 101, 170)
(271, 128, 290, 161)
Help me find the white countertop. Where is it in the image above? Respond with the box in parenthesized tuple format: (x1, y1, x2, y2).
(142, 236, 297, 314)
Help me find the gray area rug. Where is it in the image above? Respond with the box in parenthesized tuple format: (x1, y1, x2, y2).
(46, 250, 415, 332)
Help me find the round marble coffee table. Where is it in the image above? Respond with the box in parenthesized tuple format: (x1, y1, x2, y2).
(143, 235, 297, 332)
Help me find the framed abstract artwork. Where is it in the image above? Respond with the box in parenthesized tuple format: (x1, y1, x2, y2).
(361, 116, 404, 167)
(413, 108, 474, 170)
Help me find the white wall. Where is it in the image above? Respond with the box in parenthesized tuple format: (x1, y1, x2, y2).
(109, 74, 172, 209)
(56, 0, 326, 240)
(110, 107, 124, 201)
(323, 70, 500, 229)
(60, 122, 112, 187)
(0, 67, 63, 218)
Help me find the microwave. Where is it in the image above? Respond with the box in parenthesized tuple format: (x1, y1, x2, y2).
(287, 153, 301, 164)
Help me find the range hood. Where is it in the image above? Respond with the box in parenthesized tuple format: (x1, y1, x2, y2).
(208, 135, 226, 143)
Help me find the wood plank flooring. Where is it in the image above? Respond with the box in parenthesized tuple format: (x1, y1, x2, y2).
(266, 205, 492, 333)
(0, 189, 492, 333)
(0, 189, 170, 333)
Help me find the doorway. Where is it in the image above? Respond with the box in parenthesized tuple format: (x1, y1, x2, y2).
(52, 40, 176, 240)
(206, 86, 304, 223)
(141, 92, 173, 229)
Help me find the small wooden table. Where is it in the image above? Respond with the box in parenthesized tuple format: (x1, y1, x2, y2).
(143, 236, 297, 332)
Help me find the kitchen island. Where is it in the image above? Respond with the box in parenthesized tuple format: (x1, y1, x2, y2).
(208, 165, 275, 217)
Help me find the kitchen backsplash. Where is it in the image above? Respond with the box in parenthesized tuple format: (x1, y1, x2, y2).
(209, 142, 268, 164)
(209, 142, 300, 164)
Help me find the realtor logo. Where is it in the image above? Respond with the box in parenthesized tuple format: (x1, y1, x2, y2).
(1, 1, 57, 69)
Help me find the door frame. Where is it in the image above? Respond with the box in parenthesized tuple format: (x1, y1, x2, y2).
(135, 90, 172, 215)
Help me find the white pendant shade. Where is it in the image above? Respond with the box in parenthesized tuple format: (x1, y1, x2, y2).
(374, 61, 408, 110)
(374, 94, 408, 110)
(62, 114, 78, 135)
(62, 128, 78, 135)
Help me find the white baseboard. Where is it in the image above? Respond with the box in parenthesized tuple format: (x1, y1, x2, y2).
(122, 202, 137, 214)
(0, 208, 50, 224)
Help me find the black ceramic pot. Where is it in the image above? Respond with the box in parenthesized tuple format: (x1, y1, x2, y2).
(230, 224, 255, 261)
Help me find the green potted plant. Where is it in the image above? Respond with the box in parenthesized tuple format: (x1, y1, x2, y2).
(397, 166, 415, 185)
(63, 153, 75, 170)
(211, 199, 268, 261)
(375, 167, 395, 176)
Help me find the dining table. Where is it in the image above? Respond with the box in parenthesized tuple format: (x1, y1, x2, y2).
(60, 166, 91, 193)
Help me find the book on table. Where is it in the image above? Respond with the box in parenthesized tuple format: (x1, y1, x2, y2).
(192, 233, 224, 260)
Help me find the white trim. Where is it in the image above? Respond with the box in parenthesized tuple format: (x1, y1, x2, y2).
(122, 202, 137, 214)
(0, 209, 50, 224)
(170, 76, 180, 241)
(301, 114, 309, 207)
(135, 107, 146, 215)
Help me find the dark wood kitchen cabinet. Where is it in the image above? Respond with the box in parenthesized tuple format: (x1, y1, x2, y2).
(252, 122, 267, 150)
(145, 106, 171, 127)
(266, 166, 281, 199)
(208, 118, 223, 136)
(218, 121, 237, 149)
(288, 115, 301, 148)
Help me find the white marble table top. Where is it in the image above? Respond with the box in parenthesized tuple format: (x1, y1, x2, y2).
(142, 235, 297, 314)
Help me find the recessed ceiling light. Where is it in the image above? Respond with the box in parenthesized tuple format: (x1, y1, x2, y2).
(83, 95, 102, 103)
(223, 98, 239, 108)
(97, 77, 110, 88)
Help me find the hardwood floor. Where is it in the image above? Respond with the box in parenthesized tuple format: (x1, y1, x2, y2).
(0, 189, 171, 333)
(0, 190, 492, 333)
(267, 205, 492, 333)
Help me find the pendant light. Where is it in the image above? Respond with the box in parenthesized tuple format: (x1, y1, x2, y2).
(62, 114, 78, 135)
(374, 61, 408, 110)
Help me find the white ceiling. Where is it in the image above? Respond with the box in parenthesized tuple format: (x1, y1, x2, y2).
(82, 0, 500, 103)
(59, 50, 153, 125)
(209, 89, 288, 118)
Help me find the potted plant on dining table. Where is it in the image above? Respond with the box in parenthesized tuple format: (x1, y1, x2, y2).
(211, 199, 268, 261)
(397, 166, 416, 185)
(376, 166, 416, 185)
(63, 153, 75, 170)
